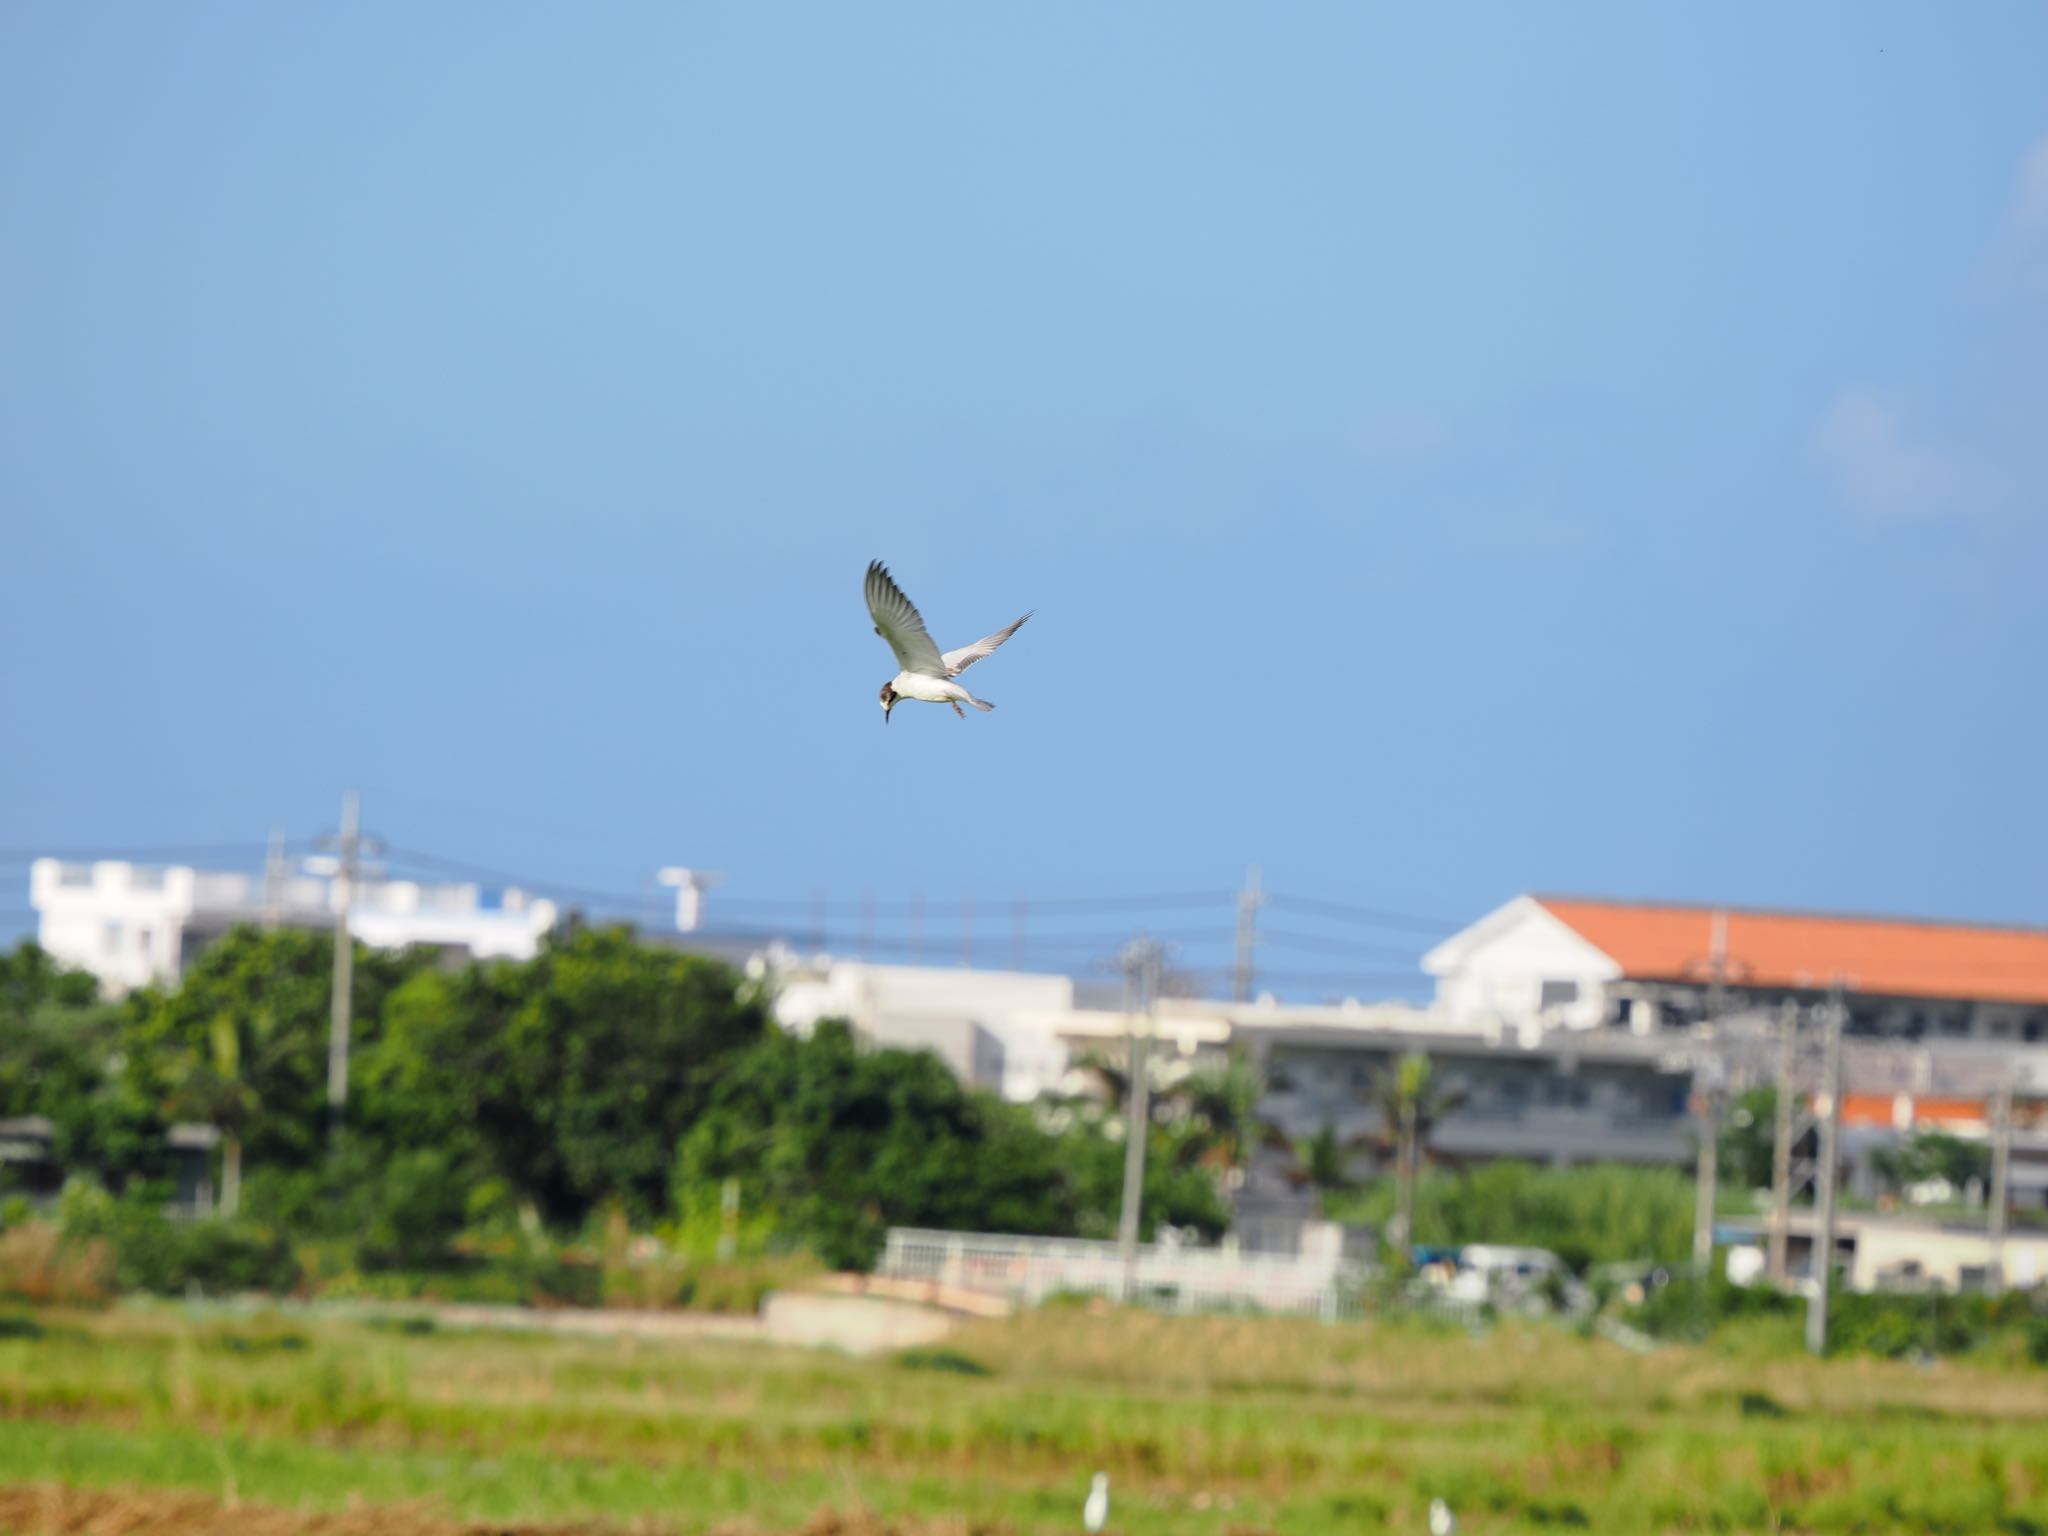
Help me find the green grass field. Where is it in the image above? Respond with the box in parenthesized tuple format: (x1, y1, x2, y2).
(4, 1304, 2047, 1534)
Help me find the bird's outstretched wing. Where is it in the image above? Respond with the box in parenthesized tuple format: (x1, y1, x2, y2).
(865, 561, 948, 677)
(943, 611, 1033, 676)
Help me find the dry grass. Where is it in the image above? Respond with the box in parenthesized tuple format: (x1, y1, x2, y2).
(0, 1226, 111, 1308)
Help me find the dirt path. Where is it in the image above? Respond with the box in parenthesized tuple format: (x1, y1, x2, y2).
(0, 1486, 1012, 1536)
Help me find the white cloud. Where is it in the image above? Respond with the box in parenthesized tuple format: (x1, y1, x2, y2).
(1811, 389, 1992, 526)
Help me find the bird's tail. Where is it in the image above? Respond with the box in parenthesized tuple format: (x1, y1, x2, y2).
(968, 695, 995, 712)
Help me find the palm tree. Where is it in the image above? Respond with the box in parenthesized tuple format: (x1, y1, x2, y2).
(169, 1012, 259, 1218)
(1171, 1049, 1288, 1187)
(1364, 1052, 1468, 1252)
(1290, 1120, 1358, 1208)
(1069, 1048, 1138, 1114)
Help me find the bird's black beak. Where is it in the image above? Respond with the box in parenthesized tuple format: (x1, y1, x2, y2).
(883, 700, 894, 724)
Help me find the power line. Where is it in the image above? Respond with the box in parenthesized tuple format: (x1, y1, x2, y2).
(1258, 927, 1426, 961)
(378, 846, 655, 910)
(1265, 892, 1458, 933)
(699, 889, 1236, 915)
(383, 843, 1239, 922)
(0, 842, 283, 866)
(1164, 965, 1427, 990)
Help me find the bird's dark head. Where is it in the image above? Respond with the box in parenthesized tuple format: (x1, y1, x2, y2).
(878, 682, 897, 722)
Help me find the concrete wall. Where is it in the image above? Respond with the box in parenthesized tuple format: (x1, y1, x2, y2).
(1849, 1222, 2048, 1293)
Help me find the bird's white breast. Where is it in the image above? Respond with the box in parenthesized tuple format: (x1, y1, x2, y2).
(891, 671, 961, 703)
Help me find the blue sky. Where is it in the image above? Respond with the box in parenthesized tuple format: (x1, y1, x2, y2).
(4, 4, 2045, 995)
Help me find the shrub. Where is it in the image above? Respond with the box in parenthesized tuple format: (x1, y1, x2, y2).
(52, 1177, 299, 1297)
(350, 1148, 472, 1272)
(0, 1222, 110, 1307)
(176, 1220, 301, 1295)
(1627, 1269, 2048, 1361)
(2027, 1313, 2048, 1367)
(897, 1347, 992, 1376)
(681, 1255, 818, 1314)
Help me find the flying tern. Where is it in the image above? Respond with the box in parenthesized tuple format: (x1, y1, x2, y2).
(865, 560, 1032, 723)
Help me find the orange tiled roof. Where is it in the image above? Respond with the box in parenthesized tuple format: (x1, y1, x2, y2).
(1839, 1093, 1989, 1130)
(1535, 897, 2048, 1007)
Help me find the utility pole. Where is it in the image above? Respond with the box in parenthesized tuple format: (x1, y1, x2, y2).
(1805, 979, 1847, 1355)
(1116, 937, 1164, 1302)
(262, 828, 288, 931)
(1768, 1001, 1799, 1284)
(1988, 1071, 2014, 1295)
(1692, 912, 1729, 1276)
(1231, 867, 1264, 1003)
(321, 792, 364, 1152)
(1692, 1075, 1721, 1275)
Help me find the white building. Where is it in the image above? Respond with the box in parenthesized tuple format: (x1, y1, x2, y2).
(763, 956, 1076, 1100)
(1424, 894, 2048, 1044)
(756, 950, 1447, 1104)
(29, 858, 559, 994)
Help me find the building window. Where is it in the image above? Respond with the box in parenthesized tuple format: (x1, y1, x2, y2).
(1545, 1078, 1590, 1109)
(1539, 980, 1580, 1010)
(59, 863, 93, 888)
(103, 922, 124, 954)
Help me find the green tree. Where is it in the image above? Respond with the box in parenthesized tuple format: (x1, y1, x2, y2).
(1067, 1048, 1144, 1113)
(1169, 1048, 1287, 1181)
(1364, 1052, 1468, 1251)
(1291, 1120, 1357, 1206)
(1328, 1162, 1694, 1271)
(1871, 1131, 1992, 1198)
(1718, 1085, 1779, 1192)
(0, 942, 159, 1186)
(125, 927, 424, 1186)
(364, 927, 770, 1225)
(676, 1020, 1083, 1269)
(1, 941, 101, 1019)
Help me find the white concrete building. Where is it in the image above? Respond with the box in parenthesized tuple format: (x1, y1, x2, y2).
(1730, 1209, 2048, 1295)
(757, 950, 1450, 1104)
(763, 956, 1076, 1100)
(1425, 894, 2048, 1044)
(29, 858, 559, 994)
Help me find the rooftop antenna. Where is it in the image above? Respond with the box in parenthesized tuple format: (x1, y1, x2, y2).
(657, 868, 724, 934)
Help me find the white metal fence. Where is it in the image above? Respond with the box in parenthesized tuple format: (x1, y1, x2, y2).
(876, 1227, 1499, 1324)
